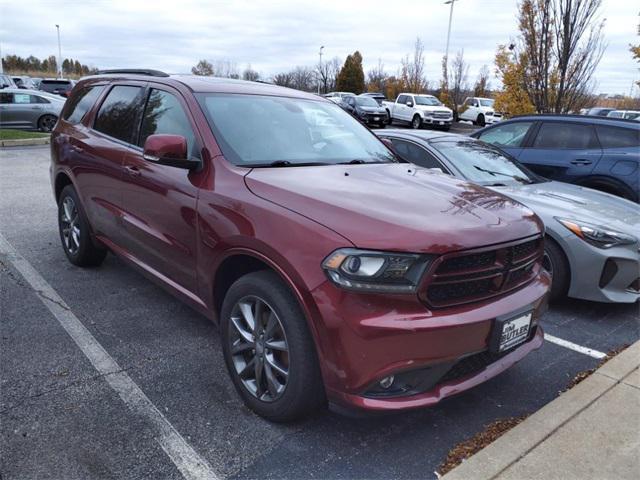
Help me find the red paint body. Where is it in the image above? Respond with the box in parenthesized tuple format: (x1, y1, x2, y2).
(50, 74, 550, 412)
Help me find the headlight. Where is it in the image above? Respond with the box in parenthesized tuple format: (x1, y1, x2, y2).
(556, 218, 637, 249)
(322, 248, 432, 293)
(422, 110, 434, 116)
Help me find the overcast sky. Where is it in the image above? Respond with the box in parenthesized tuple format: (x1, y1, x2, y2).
(1, 0, 638, 94)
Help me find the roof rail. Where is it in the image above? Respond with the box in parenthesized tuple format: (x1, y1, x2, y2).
(96, 69, 170, 77)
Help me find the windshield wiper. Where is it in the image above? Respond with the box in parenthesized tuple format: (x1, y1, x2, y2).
(251, 160, 331, 168)
(338, 159, 367, 164)
(473, 166, 533, 184)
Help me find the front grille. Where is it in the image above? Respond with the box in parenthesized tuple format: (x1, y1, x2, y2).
(433, 112, 452, 119)
(439, 350, 505, 385)
(423, 236, 543, 308)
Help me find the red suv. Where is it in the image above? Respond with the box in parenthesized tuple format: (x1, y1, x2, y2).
(50, 70, 550, 421)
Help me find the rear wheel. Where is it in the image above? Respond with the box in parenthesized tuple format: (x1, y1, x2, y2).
(411, 115, 422, 129)
(220, 270, 325, 422)
(542, 236, 569, 301)
(38, 114, 58, 132)
(58, 185, 107, 267)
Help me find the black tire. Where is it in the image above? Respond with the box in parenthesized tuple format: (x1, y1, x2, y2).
(58, 185, 107, 267)
(385, 110, 392, 125)
(411, 114, 422, 129)
(441, 125, 451, 132)
(582, 180, 638, 203)
(476, 114, 486, 127)
(542, 236, 569, 301)
(378, 122, 386, 129)
(38, 114, 58, 132)
(220, 270, 325, 422)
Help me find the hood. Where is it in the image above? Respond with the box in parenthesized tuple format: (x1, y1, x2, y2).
(245, 164, 542, 253)
(415, 105, 452, 114)
(492, 181, 640, 235)
(359, 106, 386, 113)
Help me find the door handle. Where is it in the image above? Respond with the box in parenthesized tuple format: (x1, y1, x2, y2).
(570, 159, 592, 166)
(124, 165, 141, 177)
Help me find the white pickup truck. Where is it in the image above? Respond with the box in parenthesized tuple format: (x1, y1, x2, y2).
(457, 97, 502, 126)
(382, 93, 453, 130)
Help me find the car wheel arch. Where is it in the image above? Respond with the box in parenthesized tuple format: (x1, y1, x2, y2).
(54, 171, 74, 204)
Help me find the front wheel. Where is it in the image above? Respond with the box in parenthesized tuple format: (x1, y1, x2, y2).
(38, 114, 58, 132)
(411, 115, 422, 129)
(476, 114, 486, 127)
(542, 237, 569, 301)
(58, 185, 107, 267)
(221, 270, 325, 422)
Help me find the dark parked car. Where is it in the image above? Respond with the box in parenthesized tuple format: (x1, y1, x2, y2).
(341, 95, 388, 127)
(586, 107, 615, 117)
(39, 78, 75, 97)
(51, 70, 549, 421)
(472, 115, 640, 202)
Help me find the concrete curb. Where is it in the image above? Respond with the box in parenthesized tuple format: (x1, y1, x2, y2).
(442, 340, 640, 480)
(0, 136, 50, 148)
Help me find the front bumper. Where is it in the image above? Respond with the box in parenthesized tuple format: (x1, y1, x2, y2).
(310, 271, 550, 412)
(422, 116, 452, 126)
(561, 234, 640, 303)
(485, 115, 502, 124)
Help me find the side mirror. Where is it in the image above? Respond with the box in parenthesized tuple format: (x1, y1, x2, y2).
(406, 101, 414, 107)
(143, 134, 199, 169)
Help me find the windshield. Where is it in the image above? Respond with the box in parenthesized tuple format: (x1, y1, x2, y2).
(479, 99, 494, 107)
(196, 93, 397, 167)
(429, 140, 538, 185)
(414, 96, 442, 106)
(355, 96, 379, 107)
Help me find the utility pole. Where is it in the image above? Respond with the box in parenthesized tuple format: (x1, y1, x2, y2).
(0, 40, 3, 74)
(443, 0, 458, 88)
(56, 24, 62, 78)
(317, 46, 324, 94)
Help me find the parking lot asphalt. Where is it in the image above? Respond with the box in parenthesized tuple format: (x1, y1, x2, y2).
(1, 145, 638, 480)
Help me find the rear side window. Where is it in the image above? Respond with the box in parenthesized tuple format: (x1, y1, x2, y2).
(94, 86, 143, 143)
(0, 93, 13, 104)
(64, 86, 104, 124)
(139, 89, 195, 156)
(477, 121, 533, 147)
(533, 122, 597, 149)
(595, 126, 640, 148)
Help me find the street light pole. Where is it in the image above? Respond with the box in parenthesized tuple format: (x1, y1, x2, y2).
(318, 46, 324, 94)
(56, 24, 62, 79)
(443, 0, 458, 87)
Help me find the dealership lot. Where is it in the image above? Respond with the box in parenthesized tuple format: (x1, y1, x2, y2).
(1, 146, 638, 479)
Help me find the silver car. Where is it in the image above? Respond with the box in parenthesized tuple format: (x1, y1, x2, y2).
(0, 88, 66, 132)
(377, 129, 640, 303)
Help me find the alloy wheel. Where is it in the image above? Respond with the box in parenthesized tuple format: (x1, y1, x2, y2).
(228, 295, 290, 402)
(60, 196, 80, 255)
(40, 115, 57, 132)
(412, 116, 421, 129)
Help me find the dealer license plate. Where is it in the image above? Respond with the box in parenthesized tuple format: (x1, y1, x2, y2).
(374, 116, 380, 121)
(439, 121, 444, 125)
(494, 312, 532, 352)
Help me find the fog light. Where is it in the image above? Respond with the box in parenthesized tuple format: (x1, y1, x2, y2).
(379, 375, 395, 389)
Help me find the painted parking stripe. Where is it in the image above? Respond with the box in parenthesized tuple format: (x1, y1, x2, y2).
(0, 233, 218, 480)
(544, 333, 607, 359)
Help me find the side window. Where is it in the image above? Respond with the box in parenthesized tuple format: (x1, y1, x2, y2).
(13, 93, 31, 104)
(595, 126, 640, 149)
(94, 85, 144, 143)
(32, 95, 50, 104)
(390, 139, 446, 170)
(64, 86, 105, 124)
(533, 122, 597, 149)
(139, 89, 196, 157)
(397, 95, 407, 104)
(0, 93, 13, 104)
(478, 122, 533, 147)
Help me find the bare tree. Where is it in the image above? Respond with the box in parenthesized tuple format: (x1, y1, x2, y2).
(366, 58, 388, 93)
(191, 59, 214, 76)
(448, 50, 469, 114)
(212, 59, 239, 79)
(510, 0, 605, 113)
(242, 64, 260, 82)
(317, 56, 341, 93)
(290, 66, 316, 91)
(400, 37, 428, 93)
(272, 71, 294, 88)
(473, 65, 491, 97)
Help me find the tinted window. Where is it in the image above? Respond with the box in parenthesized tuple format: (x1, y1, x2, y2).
(478, 122, 533, 147)
(94, 86, 143, 143)
(139, 89, 196, 156)
(0, 93, 12, 104)
(390, 139, 445, 170)
(533, 122, 596, 149)
(64, 86, 104, 124)
(397, 95, 407, 104)
(40, 80, 72, 92)
(595, 126, 640, 149)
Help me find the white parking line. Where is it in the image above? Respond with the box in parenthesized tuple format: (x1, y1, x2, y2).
(0, 233, 218, 480)
(544, 333, 607, 359)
